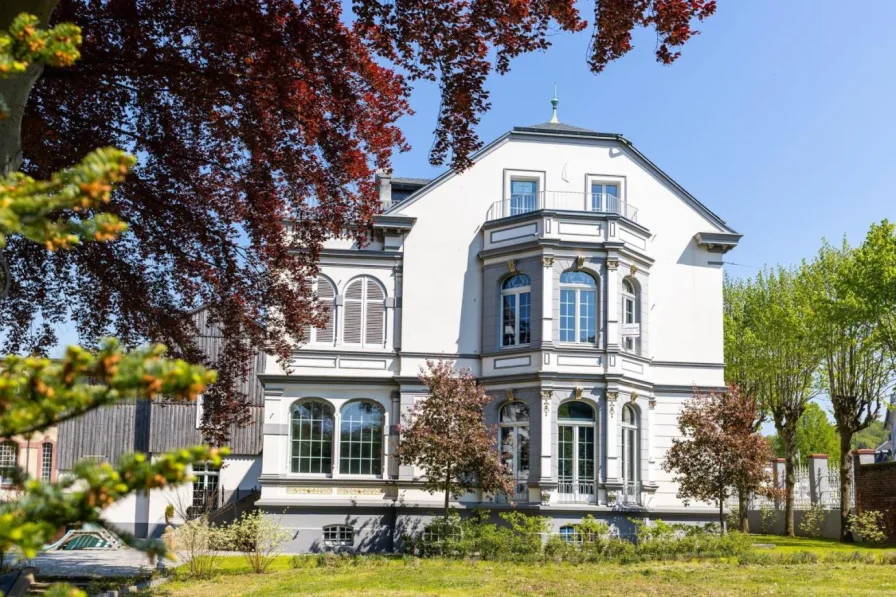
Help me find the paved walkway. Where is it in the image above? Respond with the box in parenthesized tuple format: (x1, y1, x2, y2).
(25, 549, 159, 579)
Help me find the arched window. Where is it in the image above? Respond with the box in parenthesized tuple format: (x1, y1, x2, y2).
(291, 400, 335, 474)
(323, 524, 354, 547)
(621, 404, 639, 488)
(305, 277, 336, 345)
(343, 276, 386, 347)
(340, 401, 385, 475)
(621, 278, 640, 354)
(0, 441, 17, 486)
(501, 274, 531, 347)
(557, 401, 597, 502)
(560, 271, 597, 344)
(40, 442, 53, 482)
(499, 402, 530, 500)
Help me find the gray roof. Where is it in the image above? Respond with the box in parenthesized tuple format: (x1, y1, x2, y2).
(514, 122, 621, 137)
(392, 177, 431, 187)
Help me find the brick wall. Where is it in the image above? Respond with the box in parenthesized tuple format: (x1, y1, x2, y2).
(855, 460, 896, 543)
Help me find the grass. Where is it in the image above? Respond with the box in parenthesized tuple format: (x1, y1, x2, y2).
(151, 538, 896, 597)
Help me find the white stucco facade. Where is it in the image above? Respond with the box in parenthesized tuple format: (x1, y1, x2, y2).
(256, 120, 741, 552)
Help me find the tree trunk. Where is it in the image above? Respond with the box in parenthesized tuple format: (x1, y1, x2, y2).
(783, 435, 796, 537)
(0, 1, 58, 176)
(839, 432, 855, 543)
(443, 464, 451, 520)
(719, 488, 726, 534)
(738, 487, 750, 533)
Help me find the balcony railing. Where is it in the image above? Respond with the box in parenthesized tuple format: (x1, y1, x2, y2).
(486, 191, 639, 223)
(619, 481, 642, 506)
(557, 480, 596, 504)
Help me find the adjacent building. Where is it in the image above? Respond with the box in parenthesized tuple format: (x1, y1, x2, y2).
(255, 105, 741, 552)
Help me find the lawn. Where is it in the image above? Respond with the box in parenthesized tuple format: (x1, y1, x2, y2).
(151, 537, 896, 597)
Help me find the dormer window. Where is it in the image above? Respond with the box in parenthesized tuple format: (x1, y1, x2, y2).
(510, 180, 538, 216)
(501, 274, 531, 347)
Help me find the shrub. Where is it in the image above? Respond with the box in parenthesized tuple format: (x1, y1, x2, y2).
(221, 510, 292, 574)
(759, 504, 777, 534)
(173, 517, 227, 579)
(848, 510, 888, 545)
(499, 511, 549, 556)
(798, 503, 826, 538)
(877, 552, 896, 565)
(822, 551, 875, 565)
(738, 551, 775, 566)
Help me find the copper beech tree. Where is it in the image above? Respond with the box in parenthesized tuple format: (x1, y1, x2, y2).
(399, 361, 513, 519)
(1, 1, 718, 442)
(663, 386, 771, 532)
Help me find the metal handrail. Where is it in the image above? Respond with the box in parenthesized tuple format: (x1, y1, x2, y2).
(557, 480, 596, 504)
(486, 191, 639, 223)
(620, 481, 642, 506)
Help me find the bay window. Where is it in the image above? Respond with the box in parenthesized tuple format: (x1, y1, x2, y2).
(560, 271, 597, 344)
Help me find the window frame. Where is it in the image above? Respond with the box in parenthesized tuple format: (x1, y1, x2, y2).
(621, 404, 640, 485)
(323, 524, 354, 548)
(559, 270, 598, 345)
(40, 441, 54, 482)
(0, 441, 16, 487)
(338, 400, 386, 478)
(289, 399, 336, 476)
(498, 402, 531, 499)
(500, 274, 532, 348)
(503, 169, 545, 218)
(556, 401, 598, 497)
(621, 277, 640, 354)
(584, 174, 625, 215)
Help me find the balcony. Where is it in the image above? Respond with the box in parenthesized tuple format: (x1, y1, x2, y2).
(486, 191, 639, 223)
(619, 481, 642, 507)
(557, 480, 596, 504)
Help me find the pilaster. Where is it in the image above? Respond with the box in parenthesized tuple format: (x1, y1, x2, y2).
(605, 390, 619, 481)
(606, 259, 620, 349)
(541, 256, 554, 348)
(539, 389, 555, 486)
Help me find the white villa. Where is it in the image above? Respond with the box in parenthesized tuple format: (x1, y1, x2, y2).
(254, 102, 741, 552)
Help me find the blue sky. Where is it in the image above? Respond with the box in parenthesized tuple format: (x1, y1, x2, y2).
(389, 1, 896, 278)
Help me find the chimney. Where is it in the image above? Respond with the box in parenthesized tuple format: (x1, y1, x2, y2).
(376, 171, 392, 207)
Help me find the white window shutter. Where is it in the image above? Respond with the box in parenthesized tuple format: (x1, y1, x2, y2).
(317, 279, 336, 344)
(365, 280, 385, 346)
(343, 279, 364, 345)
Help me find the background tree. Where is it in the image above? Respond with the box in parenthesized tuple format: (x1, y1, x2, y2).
(852, 419, 889, 450)
(853, 221, 896, 359)
(723, 273, 767, 531)
(736, 265, 821, 536)
(399, 360, 513, 519)
(769, 403, 841, 467)
(807, 237, 893, 541)
(0, 1, 718, 441)
(663, 385, 771, 532)
(0, 16, 221, 596)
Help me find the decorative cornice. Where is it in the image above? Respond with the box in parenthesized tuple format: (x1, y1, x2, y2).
(607, 259, 619, 271)
(542, 256, 554, 268)
(541, 390, 552, 416)
(607, 391, 618, 417)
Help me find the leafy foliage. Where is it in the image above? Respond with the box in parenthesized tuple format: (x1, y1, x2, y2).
(398, 360, 513, 517)
(171, 517, 229, 580)
(663, 386, 772, 529)
(848, 510, 888, 545)
(221, 510, 291, 574)
(769, 403, 840, 467)
(5, 1, 718, 440)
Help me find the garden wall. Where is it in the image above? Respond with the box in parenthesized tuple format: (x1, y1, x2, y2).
(854, 459, 896, 544)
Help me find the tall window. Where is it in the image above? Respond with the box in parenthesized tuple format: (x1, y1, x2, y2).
(557, 402, 597, 499)
(621, 404, 639, 486)
(501, 274, 531, 347)
(560, 271, 597, 344)
(305, 277, 336, 345)
(510, 179, 537, 215)
(340, 401, 385, 475)
(499, 402, 530, 499)
(343, 276, 386, 347)
(191, 462, 220, 514)
(41, 442, 53, 481)
(0, 441, 16, 486)
(291, 400, 335, 474)
(590, 182, 618, 213)
(621, 278, 640, 353)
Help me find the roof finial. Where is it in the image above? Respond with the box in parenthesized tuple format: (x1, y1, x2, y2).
(549, 83, 559, 124)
